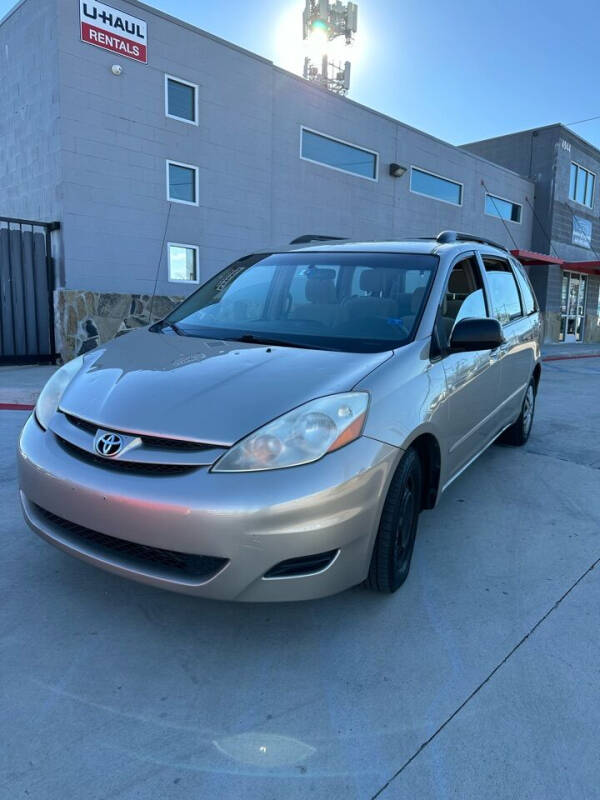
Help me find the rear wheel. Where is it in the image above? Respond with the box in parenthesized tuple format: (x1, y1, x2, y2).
(366, 448, 422, 593)
(498, 377, 536, 446)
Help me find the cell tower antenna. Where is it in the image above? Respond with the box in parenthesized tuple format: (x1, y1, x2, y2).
(302, 0, 358, 95)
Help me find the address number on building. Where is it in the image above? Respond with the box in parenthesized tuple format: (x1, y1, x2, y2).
(80, 1, 147, 63)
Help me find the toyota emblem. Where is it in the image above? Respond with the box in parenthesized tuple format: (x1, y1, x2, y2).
(95, 432, 123, 457)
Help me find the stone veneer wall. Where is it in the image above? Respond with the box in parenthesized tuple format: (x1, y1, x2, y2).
(55, 289, 184, 361)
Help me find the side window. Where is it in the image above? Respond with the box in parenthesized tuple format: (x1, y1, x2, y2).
(511, 259, 537, 315)
(436, 257, 487, 350)
(482, 257, 523, 325)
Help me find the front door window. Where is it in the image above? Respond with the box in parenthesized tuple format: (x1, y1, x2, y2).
(560, 271, 587, 342)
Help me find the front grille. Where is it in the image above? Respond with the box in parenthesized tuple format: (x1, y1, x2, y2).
(33, 503, 228, 582)
(55, 435, 197, 474)
(63, 413, 215, 452)
(263, 549, 338, 579)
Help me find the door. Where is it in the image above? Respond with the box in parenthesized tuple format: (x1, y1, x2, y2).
(560, 271, 587, 342)
(479, 254, 533, 428)
(436, 254, 503, 482)
(0, 217, 57, 364)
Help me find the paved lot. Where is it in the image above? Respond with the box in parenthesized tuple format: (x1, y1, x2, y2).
(1, 358, 598, 799)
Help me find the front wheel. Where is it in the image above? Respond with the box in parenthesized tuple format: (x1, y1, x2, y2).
(365, 448, 422, 593)
(498, 377, 536, 446)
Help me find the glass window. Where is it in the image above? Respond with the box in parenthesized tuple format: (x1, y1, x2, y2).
(572, 215, 592, 249)
(167, 161, 198, 204)
(569, 162, 595, 208)
(569, 163, 577, 200)
(166, 76, 197, 123)
(166, 252, 439, 353)
(168, 244, 198, 282)
(485, 193, 522, 223)
(410, 168, 462, 205)
(512, 260, 537, 315)
(482, 257, 523, 325)
(300, 129, 377, 180)
(437, 257, 487, 349)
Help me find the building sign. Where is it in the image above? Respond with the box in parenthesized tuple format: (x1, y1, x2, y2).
(572, 215, 592, 249)
(80, 1, 147, 63)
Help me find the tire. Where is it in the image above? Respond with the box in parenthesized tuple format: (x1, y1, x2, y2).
(498, 377, 536, 446)
(366, 448, 422, 593)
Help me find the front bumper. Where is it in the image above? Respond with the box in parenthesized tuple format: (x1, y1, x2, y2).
(18, 416, 400, 601)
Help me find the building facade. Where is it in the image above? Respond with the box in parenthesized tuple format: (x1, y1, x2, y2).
(463, 125, 600, 344)
(1, 0, 577, 360)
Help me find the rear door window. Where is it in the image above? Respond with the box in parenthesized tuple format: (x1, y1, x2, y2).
(511, 259, 537, 315)
(482, 257, 523, 325)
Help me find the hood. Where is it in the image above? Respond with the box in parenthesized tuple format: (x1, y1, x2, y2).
(60, 329, 392, 445)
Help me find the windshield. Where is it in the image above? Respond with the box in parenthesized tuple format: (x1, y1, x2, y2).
(164, 252, 438, 353)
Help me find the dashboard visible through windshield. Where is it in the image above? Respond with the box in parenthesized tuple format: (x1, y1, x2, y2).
(164, 252, 439, 353)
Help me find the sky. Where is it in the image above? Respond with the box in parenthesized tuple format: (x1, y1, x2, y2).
(3, 0, 600, 148)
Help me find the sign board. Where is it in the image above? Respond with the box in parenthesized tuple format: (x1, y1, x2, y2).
(80, 1, 147, 63)
(572, 215, 592, 249)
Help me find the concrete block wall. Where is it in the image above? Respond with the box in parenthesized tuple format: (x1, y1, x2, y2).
(0, 0, 62, 222)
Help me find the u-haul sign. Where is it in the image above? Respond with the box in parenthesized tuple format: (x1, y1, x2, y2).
(80, 1, 147, 63)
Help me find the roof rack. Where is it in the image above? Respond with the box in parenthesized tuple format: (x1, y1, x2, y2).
(436, 230, 508, 251)
(289, 234, 347, 245)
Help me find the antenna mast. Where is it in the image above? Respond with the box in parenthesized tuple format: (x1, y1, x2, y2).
(302, 0, 358, 95)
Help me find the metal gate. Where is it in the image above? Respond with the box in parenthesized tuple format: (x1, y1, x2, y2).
(0, 217, 59, 364)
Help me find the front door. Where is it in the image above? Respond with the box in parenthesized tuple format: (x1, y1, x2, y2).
(560, 271, 587, 342)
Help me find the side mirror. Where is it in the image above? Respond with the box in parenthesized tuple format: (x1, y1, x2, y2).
(449, 317, 504, 352)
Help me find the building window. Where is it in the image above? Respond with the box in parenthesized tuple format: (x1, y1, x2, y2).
(168, 243, 199, 283)
(572, 215, 592, 249)
(569, 162, 595, 208)
(165, 75, 198, 124)
(300, 128, 378, 180)
(410, 167, 463, 206)
(166, 160, 198, 205)
(485, 193, 522, 223)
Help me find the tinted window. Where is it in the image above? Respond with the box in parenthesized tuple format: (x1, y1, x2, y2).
(511, 260, 537, 315)
(483, 257, 522, 324)
(167, 78, 196, 122)
(485, 193, 522, 223)
(168, 162, 197, 204)
(166, 252, 439, 353)
(301, 129, 377, 179)
(437, 257, 487, 349)
(410, 168, 462, 205)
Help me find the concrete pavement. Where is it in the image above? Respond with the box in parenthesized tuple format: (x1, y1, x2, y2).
(0, 359, 599, 799)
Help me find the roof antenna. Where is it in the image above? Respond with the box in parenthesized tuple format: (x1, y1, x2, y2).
(148, 201, 173, 323)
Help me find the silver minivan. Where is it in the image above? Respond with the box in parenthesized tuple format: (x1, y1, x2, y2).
(18, 231, 542, 601)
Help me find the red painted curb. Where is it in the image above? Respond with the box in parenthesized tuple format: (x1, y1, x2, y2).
(542, 353, 600, 362)
(0, 403, 34, 411)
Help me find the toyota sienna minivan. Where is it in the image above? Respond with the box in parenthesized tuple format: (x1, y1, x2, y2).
(18, 231, 542, 601)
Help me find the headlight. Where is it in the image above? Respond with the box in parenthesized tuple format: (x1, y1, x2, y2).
(212, 392, 369, 472)
(34, 356, 85, 430)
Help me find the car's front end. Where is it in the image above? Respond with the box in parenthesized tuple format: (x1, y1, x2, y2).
(18, 246, 440, 600)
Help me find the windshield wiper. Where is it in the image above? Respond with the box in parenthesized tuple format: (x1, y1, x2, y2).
(231, 333, 314, 350)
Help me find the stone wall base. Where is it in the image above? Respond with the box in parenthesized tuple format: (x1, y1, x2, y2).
(55, 289, 183, 361)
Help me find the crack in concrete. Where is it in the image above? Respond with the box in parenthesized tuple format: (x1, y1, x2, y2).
(370, 556, 600, 799)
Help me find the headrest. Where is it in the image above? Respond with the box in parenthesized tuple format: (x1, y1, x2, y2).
(360, 269, 384, 294)
(411, 286, 426, 313)
(305, 269, 336, 304)
(448, 269, 466, 294)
